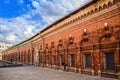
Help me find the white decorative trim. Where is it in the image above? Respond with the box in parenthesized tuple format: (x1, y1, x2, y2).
(92, 69, 95, 76)
(74, 68, 77, 72)
(53, 65, 56, 69)
(98, 64, 101, 66)
(69, 34, 72, 37)
(59, 36, 62, 40)
(116, 47, 120, 50)
(66, 66, 68, 71)
(104, 22, 108, 27)
(97, 49, 100, 52)
(83, 28, 87, 33)
(118, 72, 120, 79)
(98, 70, 102, 76)
(91, 50, 94, 52)
(5, 1, 119, 50)
(42, 1, 119, 38)
(79, 68, 82, 74)
(46, 64, 48, 66)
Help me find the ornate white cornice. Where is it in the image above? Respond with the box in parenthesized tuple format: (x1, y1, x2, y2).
(41, 0, 118, 37)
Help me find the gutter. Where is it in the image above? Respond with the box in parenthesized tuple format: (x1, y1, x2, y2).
(39, 32, 44, 67)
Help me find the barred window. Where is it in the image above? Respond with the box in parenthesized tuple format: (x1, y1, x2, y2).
(60, 55, 64, 66)
(40, 56, 42, 63)
(105, 53, 115, 71)
(70, 54, 75, 67)
(46, 56, 49, 64)
(84, 54, 92, 68)
(52, 56, 56, 65)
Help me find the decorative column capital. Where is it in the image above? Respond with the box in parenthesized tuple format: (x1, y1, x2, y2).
(98, 70, 102, 76)
(91, 50, 94, 53)
(97, 49, 100, 52)
(91, 69, 95, 76)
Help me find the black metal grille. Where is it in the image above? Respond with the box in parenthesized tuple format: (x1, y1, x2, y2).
(70, 54, 75, 67)
(105, 53, 115, 70)
(60, 55, 64, 66)
(52, 56, 55, 65)
(85, 54, 92, 68)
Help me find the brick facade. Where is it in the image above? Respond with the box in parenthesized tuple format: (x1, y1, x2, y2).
(1, 0, 120, 79)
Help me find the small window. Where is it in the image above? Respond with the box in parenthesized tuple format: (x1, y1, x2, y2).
(52, 56, 56, 65)
(70, 54, 75, 67)
(60, 55, 64, 66)
(105, 53, 115, 71)
(84, 54, 92, 68)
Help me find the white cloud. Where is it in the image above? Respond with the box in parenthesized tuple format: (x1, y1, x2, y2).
(31, 0, 91, 24)
(32, 1, 40, 8)
(19, 0, 24, 4)
(6, 34, 17, 42)
(0, 0, 91, 45)
(0, 25, 8, 31)
(0, 15, 42, 44)
(24, 25, 35, 38)
(0, 34, 4, 40)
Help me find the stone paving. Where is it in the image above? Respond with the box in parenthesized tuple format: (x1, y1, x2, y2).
(0, 66, 118, 80)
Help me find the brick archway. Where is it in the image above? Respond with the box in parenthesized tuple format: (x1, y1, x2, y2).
(57, 39, 65, 70)
(98, 26, 119, 77)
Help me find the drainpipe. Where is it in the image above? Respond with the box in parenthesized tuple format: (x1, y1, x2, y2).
(39, 32, 44, 67)
(17, 46, 20, 63)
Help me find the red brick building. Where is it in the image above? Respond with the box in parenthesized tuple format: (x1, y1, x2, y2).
(2, 0, 120, 79)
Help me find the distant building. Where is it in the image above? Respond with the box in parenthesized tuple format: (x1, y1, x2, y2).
(0, 41, 12, 60)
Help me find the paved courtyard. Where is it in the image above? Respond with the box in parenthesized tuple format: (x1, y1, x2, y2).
(0, 66, 118, 80)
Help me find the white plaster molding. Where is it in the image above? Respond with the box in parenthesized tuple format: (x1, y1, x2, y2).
(91, 50, 94, 52)
(43, 3, 119, 38)
(98, 70, 102, 76)
(79, 68, 82, 74)
(74, 68, 77, 72)
(97, 49, 100, 52)
(118, 72, 120, 79)
(92, 69, 95, 76)
(104, 22, 108, 27)
(117, 47, 120, 50)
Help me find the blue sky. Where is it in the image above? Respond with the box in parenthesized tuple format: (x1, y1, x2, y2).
(0, 0, 91, 45)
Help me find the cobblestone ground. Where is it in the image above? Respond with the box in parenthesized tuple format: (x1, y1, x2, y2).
(0, 66, 118, 80)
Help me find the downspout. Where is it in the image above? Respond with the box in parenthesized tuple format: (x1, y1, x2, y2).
(18, 46, 20, 63)
(30, 41, 33, 65)
(39, 32, 44, 67)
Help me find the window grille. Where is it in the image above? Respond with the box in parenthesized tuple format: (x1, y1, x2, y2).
(52, 56, 55, 65)
(70, 54, 75, 67)
(84, 54, 92, 68)
(105, 53, 115, 71)
(60, 55, 64, 66)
